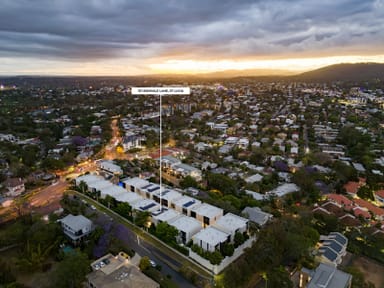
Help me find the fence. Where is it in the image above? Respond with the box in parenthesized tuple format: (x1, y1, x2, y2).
(189, 236, 256, 274)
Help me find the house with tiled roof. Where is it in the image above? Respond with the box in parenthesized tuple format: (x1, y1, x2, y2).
(354, 198, 384, 220)
(344, 181, 359, 197)
(343, 178, 366, 197)
(339, 214, 361, 227)
(352, 207, 371, 220)
(375, 190, 384, 205)
(321, 202, 345, 217)
(326, 194, 354, 211)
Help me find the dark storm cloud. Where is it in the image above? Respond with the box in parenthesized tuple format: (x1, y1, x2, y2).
(0, 0, 383, 60)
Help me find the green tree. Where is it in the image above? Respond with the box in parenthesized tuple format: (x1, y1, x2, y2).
(144, 130, 159, 148)
(357, 185, 374, 201)
(53, 251, 90, 288)
(221, 243, 234, 257)
(332, 161, 358, 183)
(209, 251, 223, 265)
(134, 211, 151, 228)
(267, 266, 293, 288)
(179, 175, 198, 189)
(78, 181, 88, 194)
(114, 202, 132, 219)
(139, 256, 151, 271)
(207, 173, 237, 195)
(234, 232, 245, 248)
(249, 149, 266, 165)
(155, 222, 178, 244)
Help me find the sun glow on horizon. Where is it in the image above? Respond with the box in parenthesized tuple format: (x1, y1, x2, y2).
(149, 55, 384, 74)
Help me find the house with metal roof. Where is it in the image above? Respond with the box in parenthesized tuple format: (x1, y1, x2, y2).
(300, 262, 352, 288)
(318, 232, 348, 265)
(96, 160, 123, 175)
(59, 214, 93, 245)
(242, 206, 273, 227)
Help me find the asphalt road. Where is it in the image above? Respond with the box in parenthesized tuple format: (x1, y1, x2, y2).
(89, 203, 198, 288)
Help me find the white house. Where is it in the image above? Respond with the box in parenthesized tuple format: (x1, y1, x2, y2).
(194, 142, 211, 152)
(214, 213, 248, 241)
(171, 163, 202, 181)
(122, 133, 144, 151)
(169, 215, 202, 244)
(237, 138, 249, 149)
(75, 174, 104, 187)
(114, 191, 143, 206)
(133, 199, 160, 213)
(225, 137, 239, 145)
(139, 183, 161, 199)
(172, 195, 202, 217)
(4, 178, 25, 197)
(87, 180, 114, 194)
(151, 208, 180, 225)
(245, 173, 263, 184)
(191, 203, 223, 227)
(159, 155, 202, 181)
(153, 189, 182, 208)
(59, 214, 93, 244)
(99, 185, 127, 199)
(96, 160, 123, 175)
(192, 226, 230, 252)
(121, 177, 149, 193)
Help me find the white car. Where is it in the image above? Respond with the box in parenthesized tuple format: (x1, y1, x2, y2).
(149, 260, 156, 267)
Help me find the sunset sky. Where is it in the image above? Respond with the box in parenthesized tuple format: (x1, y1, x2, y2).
(1, 0, 384, 75)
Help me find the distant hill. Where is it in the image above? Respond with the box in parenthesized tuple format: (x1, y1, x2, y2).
(294, 63, 384, 82)
(1, 63, 384, 87)
(197, 68, 295, 78)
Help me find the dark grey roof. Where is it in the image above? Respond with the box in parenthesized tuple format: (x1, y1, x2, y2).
(326, 240, 343, 254)
(330, 232, 348, 246)
(321, 247, 338, 262)
(242, 206, 273, 226)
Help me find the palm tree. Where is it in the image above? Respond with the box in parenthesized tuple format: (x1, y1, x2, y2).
(78, 180, 88, 194)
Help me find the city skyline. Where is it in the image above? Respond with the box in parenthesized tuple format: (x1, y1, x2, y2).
(1, 0, 384, 76)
